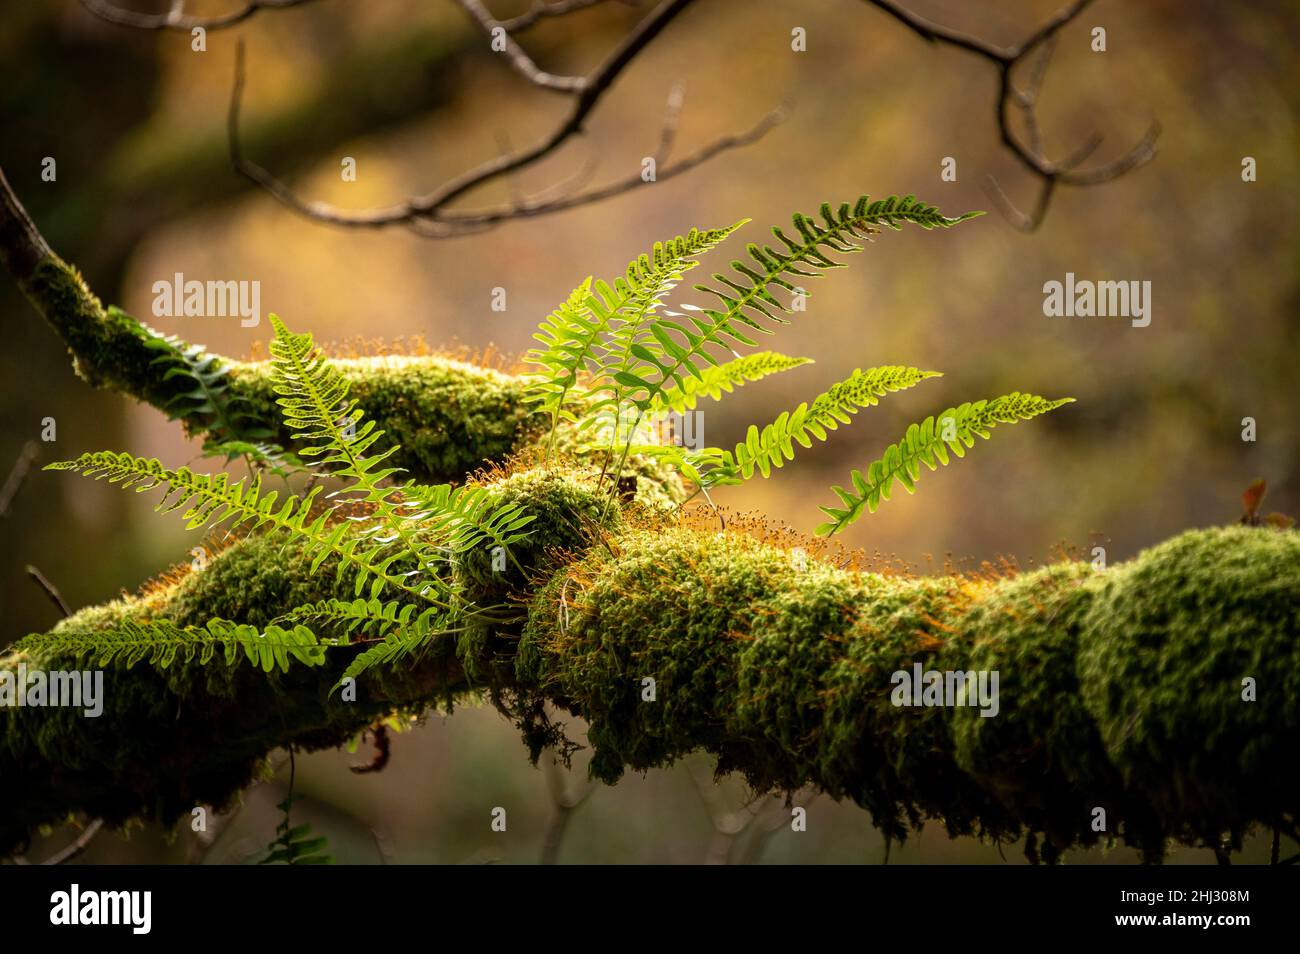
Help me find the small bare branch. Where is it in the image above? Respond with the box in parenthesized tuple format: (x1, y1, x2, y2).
(0, 440, 38, 519)
(864, 0, 1159, 231)
(456, 0, 586, 93)
(80, 0, 318, 32)
(499, 0, 631, 33)
(228, 0, 782, 237)
(26, 564, 73, 619)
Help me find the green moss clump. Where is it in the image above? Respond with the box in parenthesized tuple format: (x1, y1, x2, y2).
(1077, 526, 1300, 852)
(24, 257, 194, 408)
(453, 467, 624, 681)
(230, 356, 546, 483)
(519, 523, 1300, 858)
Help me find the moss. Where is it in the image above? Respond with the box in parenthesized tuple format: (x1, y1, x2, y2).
(452, 466, 625, 681)
(519, 523, 1300, 858)
(1077, 526, 1300, 851)
(229, 356, 546, 484)
(4, 464, 1297, 861)
(24, 256, 191, 407)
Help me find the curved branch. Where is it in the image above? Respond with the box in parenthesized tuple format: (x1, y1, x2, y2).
(227, 0, 784, 236)
(863, 0, 1159, 231)
(80, 0, 320, 32)
(0, 166, 544, 481)
(2, 458, 1295, 863)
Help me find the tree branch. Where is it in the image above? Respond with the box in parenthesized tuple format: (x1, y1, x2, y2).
(863, 0, 1159, 231)
(0, 166, 545, 481)
(79, 0, 319, 32)
(2, 456, 1294, 863)
(227, 0, 783, 236)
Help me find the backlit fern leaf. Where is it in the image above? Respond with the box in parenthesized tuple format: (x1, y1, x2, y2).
(652, 351, 812, 413)
(815, 392, 1074, 535)
(692, 365, 941, 485)
(402, 483, 536, 557)
(525, 223, 744, 445)
(13, 618, 324, 673)
(45, 451, 438, 604)
(609, 196, 979, 420)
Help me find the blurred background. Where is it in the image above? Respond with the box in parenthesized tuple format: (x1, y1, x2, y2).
(1, 0, 1296, 863)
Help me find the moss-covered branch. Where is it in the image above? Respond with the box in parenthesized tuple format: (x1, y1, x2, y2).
(1, 171, 545, 481)
(3, 463, 1296, 861)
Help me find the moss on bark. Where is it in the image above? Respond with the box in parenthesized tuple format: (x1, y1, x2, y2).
(3, 466, 1295, 861)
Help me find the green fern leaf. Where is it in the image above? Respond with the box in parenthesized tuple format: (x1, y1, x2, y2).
(13, 618, 324, 674)
(815, 392, 1074, 535)
(692, 365, 941, 485)
(652, 351, 812, 413)
(525, 223, 745, 445)
(44, 451, 442, 605)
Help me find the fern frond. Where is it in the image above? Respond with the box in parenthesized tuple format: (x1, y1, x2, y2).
(202, 439, 305, 479)
(690, 366, 941, 485)
(402, 483, 536, 557)
(280, 597, 443, 641)
(267, 315, 444, 582)
(45, 451, 443, 605)
(132, 318, 272, 442)
(608, 196, 979, 418)
(275, 597, 458, 693)
(815, 392, 1074, 535)
(652, 351, 812, 413)
(525, 223, 745, 444)
(14, 618, 324, 674)
(259, 796, 332, 865)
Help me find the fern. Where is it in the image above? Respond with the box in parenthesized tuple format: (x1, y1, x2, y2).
(401, 483, 535, 559)
(259, 795, 332, 865)
(13, 618, 324, 673)
(605, 196, 979, 420)
(525, 223, 744, 446)
(815, 392, 1074, 535)
(132, 317, 272, 443)
(45, 451, 441, 605)
(266, 315, 442, 579)
(202, 439, 305, 480)
(277, 597, 455, 690)
(652, 351, 812, 413)
(691, 365, 941, 485)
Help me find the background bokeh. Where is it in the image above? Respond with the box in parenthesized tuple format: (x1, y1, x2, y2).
(1, 0, 1296, 863)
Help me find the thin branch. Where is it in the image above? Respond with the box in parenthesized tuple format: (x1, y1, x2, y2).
(864, 0, 1159, 231)
(499, 0, 631, 33)
(457, 0, 586, 92)
(26, 564, 72, 619)
(0, 440, 38, 519)
(79, 0, 318, 31)
(540, 746, 596, 864)
(0, 170, 52, 283)
(228, 0, 781, 237)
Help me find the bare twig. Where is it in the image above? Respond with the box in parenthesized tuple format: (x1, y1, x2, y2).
(499, 0, 632, 33)
(26, 565, 72, 618)
(10, 818, 105, 866)
(540, 746, 596, 864)
(80, 0, 318, 31)
(863, 0, 1159, 231)
(228, 0, 783, 237)
(0, 441, 38, 519)
(458, 0, 586, 92)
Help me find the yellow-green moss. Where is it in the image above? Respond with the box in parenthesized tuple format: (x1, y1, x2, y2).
(3, 485, 1296, 861)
